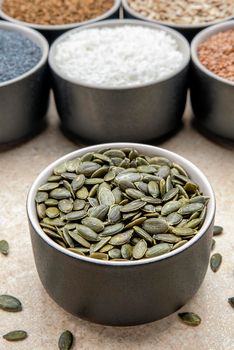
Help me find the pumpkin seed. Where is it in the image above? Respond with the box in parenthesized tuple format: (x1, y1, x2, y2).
(69, 230, 91, 248)
(162, 187, 179, 202)
(45, 198, 58, 206)
(213, 225, 223, 236)
(99, 244, 114, 253)
(3, 330, 28, 341)
(210, 253, 222, 272)
(133, 239, 147, 259)
(88, 205, 109, 220)
(148, 181, 159, 198)
(38, 182, 59, 191)
(54, 162, 67, 175)
(108, 248, 121, 259)
(120, 200, 146, 213)
(98, 187, 115, 206)
(133, 226, 154, 243)
(124, 217, 147, 230)
(0, 240, 9, 255)
(100, 223, 125, 237)
(143, 218, 169, 235)
(71, 174, 85, 191)
(58, 330, 73, 350)
(92, 236, 111, 252)
(166, 212, 182, 226)
(35, 191, 48, 203)
(172, 227, 195, 236)
(58, 199, 73, 213)
(108, 205, 121, 224)
(161, 200, 181, 216)
(90, 252, 109, 260)
(50, 188, 71, 200)
(178, 312, 201, 326)
(81, 217, 104, 232)
(121, 244, 133, 259)
(45, 207, 60, 218)
(0, 295, 22, 312)
(76, 186, 89, 200)
(211, 239, 216, 251)
(153, 233, 181, 243)
(178, 203, 204, 216)
(65, 210, 87, 221)
(172, 240, 187, 250)
(109, 230, 133, 246)
(145, 243, 172, 258)
(76, 224, 99, 241)
(77, 161, 101, 176)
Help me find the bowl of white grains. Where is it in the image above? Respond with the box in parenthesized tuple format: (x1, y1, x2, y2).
(27, 142, 216, 326)
(190, 20, 234, 141)
(0, 20, 49, 144)
(49, 19, 190, 142)
(0, 0, 121, 43)
(122, 0, 234, 41)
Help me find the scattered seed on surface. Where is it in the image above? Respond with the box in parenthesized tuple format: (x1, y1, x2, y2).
(228, 297, 234, 309)
(210, 253, 222, 272)
(58, 330, 73, 350)
(0, 240, 9, 255)
(178, 312, 201, 326)
(213, 225, 223, 236)
(3, 330, 27, 341)
(0, 295, 22, 312)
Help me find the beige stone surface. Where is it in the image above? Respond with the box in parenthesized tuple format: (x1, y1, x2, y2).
(0, 97, 233, 350)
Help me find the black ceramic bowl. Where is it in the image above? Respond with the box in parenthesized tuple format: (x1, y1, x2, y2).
(0, 20, 50, 145)
(27, 143, 215, 326)
(0, 0, 121, 44)
(190, 20, 234, 142)
(122, 0, 234, 42)
(49, 19, 190, 143)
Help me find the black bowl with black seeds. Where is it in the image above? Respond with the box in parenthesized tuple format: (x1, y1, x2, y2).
(0, 20, 50, 144)
(27, 143, 216, 326)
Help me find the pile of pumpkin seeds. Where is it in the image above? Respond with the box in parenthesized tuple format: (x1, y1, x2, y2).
(35, 148, 209, 261)
(36, 148, 209, 260)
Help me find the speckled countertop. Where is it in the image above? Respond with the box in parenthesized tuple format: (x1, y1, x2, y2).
(0, 96, 233, 350)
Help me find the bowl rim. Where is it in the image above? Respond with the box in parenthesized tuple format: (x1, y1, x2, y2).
(191, 20, 234, 87)
(27, 142, 216, 267)
(122, 0, 234, 29)
(0, 20, 49, 88)
(48, 18, 190, 90)
(0, 0, 121, 30)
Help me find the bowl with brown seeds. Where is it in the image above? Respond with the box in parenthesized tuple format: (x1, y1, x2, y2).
(122, 0, 234, 41)
(190, 20, 234, 142)
(0, 0, 121, 44)
(27, 143, 215, 326)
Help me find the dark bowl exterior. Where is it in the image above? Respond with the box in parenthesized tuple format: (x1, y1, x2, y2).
(0, 63, 50, 144)
(190, 62, 234, 141)
(51, 66, 189, 143)
(28, 216, 214, 326)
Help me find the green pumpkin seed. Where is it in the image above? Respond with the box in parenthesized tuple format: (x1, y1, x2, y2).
(48, 175, 61, 182)
(58, 199, 73, 213)
(81, 152, 93, 162)
(45, 207, 60, 218)
(44, 198, 58, 206)
(133, 239, 147, 259)
(178, 203, 204, 216)
(108, 248, 121, 259)
(176, 184, 189, 198)
(90, 252, 109, 260)
(43, 228, 61, 239)
(178, 312, 201, 326)
(124, 217, 146, 230)
(50, 188, 71, 200)
(38, 182, 59, 191)
(159, 178, 166, 197)
(58, 330, 73, 350)
(189, 196, 208, 204)
(66, 159, 80, 172)
(213, 225, 223, 236)
(76, 186, 89, 200)
(0, 295, 22, 312)
(100, 223, 124, 237)
(104, 149, 125, 158)
(166, 212, 182, 226)
(162, 187, 179, 202)
(99, 244, 114, 253)
(54, 162, 67, 175)
(172, 227, 195, 236)
(108, 205, 121, 224)
(3, 330, 27, 341)
(81, 217, 104, 232)
(0, 240, 9, 255)
(145, 243, 172, 258)
(76, 224, 99, 241)
(43, 217, 65, 227)
(61, 172, 77, 181)
(88, 205, 109, 220)
(98, 187, 115, 206)
(228, 297, 234, 309)
(210, 253, 222, 272)
(71, 174, 85, 191)
(184, 218, 202, 229)
(135, 181, 148, 194)
(115, 172, 142, 183)
(125, 188, 145, 199)
(120, 200, 146, 213)
(172, 240, 187, 250)
(148, 181, 159, 198)
(133, 226, 154, 243)
(63, 228, 75, 248)
(73, 199, 86, 211)
(184, 181, 198, 193)
(143, 218, 169, 235)
(109, 230, 133, 246)
(165, 175, 173, 192)
(92, 165, 109, 179)
(68, 230, 90, 248)
(112, 187, 122, 203)
(35, 191, 48, 203)
(77, 161, 101, 176)
(121, 244, 133, 259)
(92, 236, 111, 252)
(153, 233, 181, 244)
(211, 239, 216, 251)
(141, 196, 161, 204)
(161, 201, 181, 216)
(65, 210, 87, 221)
(85, 178, 104, 185)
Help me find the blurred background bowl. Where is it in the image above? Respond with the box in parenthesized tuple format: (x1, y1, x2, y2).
(0, 0, 121, 44)
(49, 19, 190, 143)
(0, 20, 50, 145)
(190, 20, 234, 142)
(122, 0, 234, 42)
(27, 142, 215, 326)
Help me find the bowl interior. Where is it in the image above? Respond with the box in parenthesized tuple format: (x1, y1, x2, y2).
(48, 19, 190, 90)
(122, 0, 234, 29)
(191, 20, 234, 86)
(27, 143, 215, 266)
(0, 0, 121, 30)
(0, 20, 48, 87)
